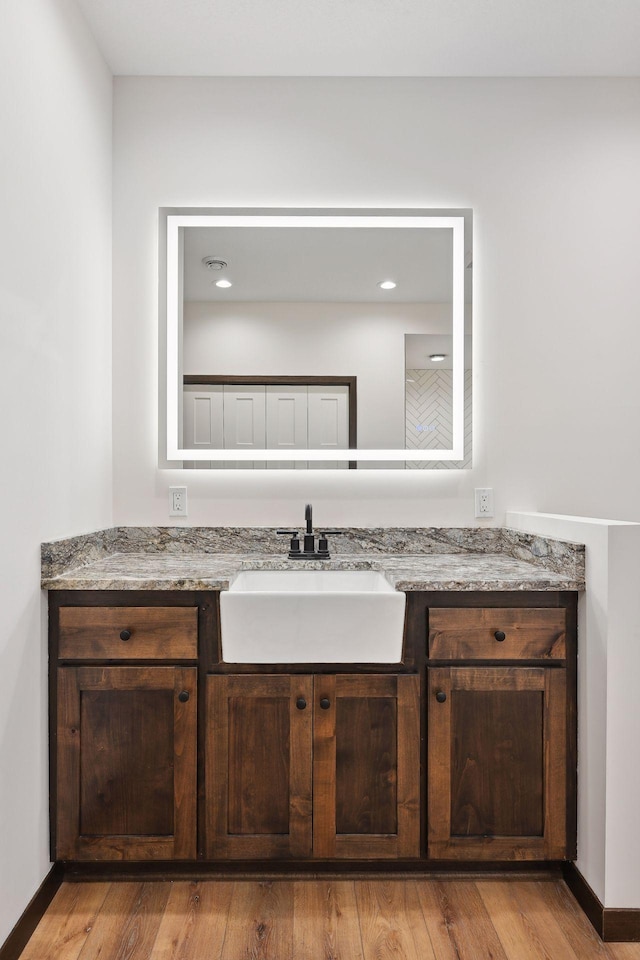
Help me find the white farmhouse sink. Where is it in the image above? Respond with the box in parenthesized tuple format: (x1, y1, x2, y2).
(219, 570, 406, 663)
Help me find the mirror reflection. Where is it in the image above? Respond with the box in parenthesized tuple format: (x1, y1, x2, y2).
(164, 211, 472, 468)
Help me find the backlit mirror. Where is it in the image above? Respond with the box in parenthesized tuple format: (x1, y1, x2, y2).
(162, 209, 472, 468)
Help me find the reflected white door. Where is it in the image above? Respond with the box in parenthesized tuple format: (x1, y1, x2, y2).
(266, 385, 308, 469)
(223, 386, 266, 469)
(183, 384, 224, 468)
(307, 385, 348, 470)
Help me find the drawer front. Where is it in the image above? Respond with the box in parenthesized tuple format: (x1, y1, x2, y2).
(58, 606, 198, 660)
(428, 607, 566, 661)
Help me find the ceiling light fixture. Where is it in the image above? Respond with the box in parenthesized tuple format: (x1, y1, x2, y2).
(430, 353, 446, 362)
(215, 279, 232, 288)
(377, 280, 397, 290)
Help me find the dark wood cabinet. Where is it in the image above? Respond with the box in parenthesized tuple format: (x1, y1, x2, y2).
(49, 589, 576, 868)
(56, 665, 197, 860)
(205, 674, 314, 859)
(426, 602, 573, 861)
(205, 673, 420, 859)
(313, 674, 420, 858)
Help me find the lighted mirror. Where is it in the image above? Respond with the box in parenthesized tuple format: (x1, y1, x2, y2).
(161, 209, 472, 468)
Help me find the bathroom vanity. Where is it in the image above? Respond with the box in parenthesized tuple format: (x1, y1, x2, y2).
(44, 527, 582, 872)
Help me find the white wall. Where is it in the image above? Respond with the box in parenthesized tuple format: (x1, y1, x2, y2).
(508, 512, 640, 909)
(0, 0, 112, 944)
(113, 77, 640, 528)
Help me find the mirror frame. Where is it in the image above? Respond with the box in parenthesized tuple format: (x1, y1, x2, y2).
(163, 208, 467, 464)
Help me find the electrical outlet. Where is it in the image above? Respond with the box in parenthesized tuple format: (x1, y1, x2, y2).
(169, 486, 188, 517)
(474, 487, 494, 518)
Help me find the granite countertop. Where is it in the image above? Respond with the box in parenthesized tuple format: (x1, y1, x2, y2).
(41, 527, 585, 592)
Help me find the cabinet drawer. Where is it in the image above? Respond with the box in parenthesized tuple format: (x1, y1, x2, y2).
(58, 606, 198, 660)
(428, 607, 566, 661)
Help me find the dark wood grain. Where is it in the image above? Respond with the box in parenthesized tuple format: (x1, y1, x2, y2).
(56, 666, 197, 860)
(335, 696, 397, 836)
(228, 695, 291, 836)
(58, 606, 198, 660)
(314, 675, 420, 859)
(427, 666, 567, 860)
(428, 606, 566, 660)
(206, 675, 313, 859)
(450, 689, 543, 837)
(80, 688, 174, 836)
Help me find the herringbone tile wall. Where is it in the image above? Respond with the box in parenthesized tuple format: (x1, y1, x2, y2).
(405, 368, 472, 468)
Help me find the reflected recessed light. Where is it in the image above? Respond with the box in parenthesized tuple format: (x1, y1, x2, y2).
(378, 280, 397, 290)
(429, 354, 446, 362)
(215, 279, 232, 288)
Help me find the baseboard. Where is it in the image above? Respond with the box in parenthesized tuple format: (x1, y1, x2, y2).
(0, 864, 63, 960)
(563, 862, 640, 942)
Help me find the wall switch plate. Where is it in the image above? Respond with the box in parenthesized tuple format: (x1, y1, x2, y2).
(474, 487, 494, 518)
(169, 486, 188, 517)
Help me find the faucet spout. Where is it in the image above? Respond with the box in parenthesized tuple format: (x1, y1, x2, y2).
(305, 503, 313, 535)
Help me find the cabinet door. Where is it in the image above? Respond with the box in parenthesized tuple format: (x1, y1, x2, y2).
(205, 675, 313, 859)
(313, 674, 420, 858)
(56, 666, 197, 860)
(427, 666, 567, 860)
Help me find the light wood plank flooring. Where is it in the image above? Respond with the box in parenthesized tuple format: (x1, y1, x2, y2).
(19, 879, 640, 960)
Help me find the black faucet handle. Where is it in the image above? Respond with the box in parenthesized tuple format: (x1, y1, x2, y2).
(319, 530, 345, 536)
(317, 530, 345, 558)
(276, 529, 301, 555)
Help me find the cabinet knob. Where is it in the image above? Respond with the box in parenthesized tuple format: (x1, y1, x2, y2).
(178, 691, 190, 703)
(435, 691, 447, 703)
(119, 630, 131, 641)
(320, 697, 331, 710)
(296, 697, 307, 710)
(494, 630, 506, 642)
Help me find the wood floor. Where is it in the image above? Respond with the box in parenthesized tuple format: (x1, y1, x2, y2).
(19, 878, 640, 960)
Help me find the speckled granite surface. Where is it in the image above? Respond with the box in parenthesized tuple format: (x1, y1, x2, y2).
(41, 526, 585, 592)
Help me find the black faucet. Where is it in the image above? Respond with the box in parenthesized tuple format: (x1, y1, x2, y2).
(276, 503, 344, 559)
(303, 504, 315, 554)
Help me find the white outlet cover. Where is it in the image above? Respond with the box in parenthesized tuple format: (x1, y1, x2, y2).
(169, 485, 188, 516)
(474, 487, 494, 518)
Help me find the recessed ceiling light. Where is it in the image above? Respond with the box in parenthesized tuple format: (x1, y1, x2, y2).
(429, 353, 446, 362)
(378, 280, 397, 290)
(215, 279, 232, 288)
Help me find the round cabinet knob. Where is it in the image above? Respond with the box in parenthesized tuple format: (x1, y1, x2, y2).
(494, 630, 506, 642)
(320, 697, 331, 710)
(119, 630, 131, 641)
(435, 691, 447, 703)
(296, 697, 307, 710)
(178, 691, 190, 703)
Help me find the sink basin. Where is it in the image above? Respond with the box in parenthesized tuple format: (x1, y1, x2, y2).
(219, 569, 406, 663)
